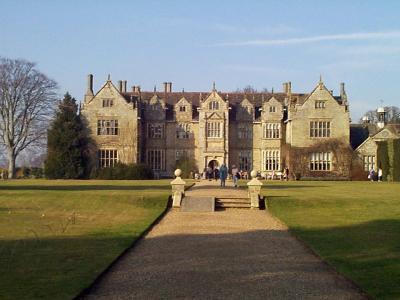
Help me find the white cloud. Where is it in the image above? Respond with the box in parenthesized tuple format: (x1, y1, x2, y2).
(213, 31, 400, 47)
(213, 23, 297, 36)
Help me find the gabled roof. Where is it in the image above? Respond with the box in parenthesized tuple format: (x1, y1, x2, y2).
(121, 91, 294, 107)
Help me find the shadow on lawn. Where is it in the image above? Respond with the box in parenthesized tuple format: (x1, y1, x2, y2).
(0, 185, 171, 191)
(1, 220, 398, 299)
(290, 219, 400, 300)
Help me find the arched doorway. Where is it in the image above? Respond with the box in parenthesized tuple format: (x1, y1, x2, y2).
(208, 159, 219, 170)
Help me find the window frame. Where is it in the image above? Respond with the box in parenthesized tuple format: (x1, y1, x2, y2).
(310, 152, 332, 171)
(98, 149, 118, 168)
(97, 119, 119, 136)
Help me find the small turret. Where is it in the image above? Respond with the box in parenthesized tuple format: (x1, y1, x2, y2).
(377, 106, 386, 129)
(362, 115, 370, 124)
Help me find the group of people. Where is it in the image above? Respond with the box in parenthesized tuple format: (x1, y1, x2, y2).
(368, 167, 383, 182)
(202, 164, 241, 187)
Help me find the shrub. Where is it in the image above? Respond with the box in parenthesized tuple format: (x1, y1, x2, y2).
(174, 155, 198, 178)
(93, 163, 154, 180)
(31, 168, 44, 178)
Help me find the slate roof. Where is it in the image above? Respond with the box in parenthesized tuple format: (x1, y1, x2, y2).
(350, 124, 373, 149)
(121, 91, 310, 107)
(121, 89, 349, 123)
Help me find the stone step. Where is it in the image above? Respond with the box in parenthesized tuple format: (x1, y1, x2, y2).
(215, 197, 251, 209)
(216, 198, 250, 203)
(216, 202, 251, 208)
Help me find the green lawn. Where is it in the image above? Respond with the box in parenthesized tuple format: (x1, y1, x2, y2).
(263, 181, 400, 300)
(0, 179, 174, 300)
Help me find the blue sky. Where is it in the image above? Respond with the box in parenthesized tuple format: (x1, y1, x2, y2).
(1, 0, 400, 121)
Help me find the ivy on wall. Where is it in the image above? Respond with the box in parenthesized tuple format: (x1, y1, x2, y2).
(377, 139, 400, 182)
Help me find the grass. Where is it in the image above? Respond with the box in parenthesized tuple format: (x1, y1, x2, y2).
(263, 180, 400, 300)
(0, 179, 175, 300)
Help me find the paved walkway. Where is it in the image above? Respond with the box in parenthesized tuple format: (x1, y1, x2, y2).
(83, 181, 365, 300)
(184, 179, 248, 198)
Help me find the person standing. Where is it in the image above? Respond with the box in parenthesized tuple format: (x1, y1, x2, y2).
(285, 167, 289, 181)
(219, 164, 228, 187)
(369, 168, 375, 182)
(231, 165, 239, 187)
(378, 167, 383, 182)
(207, 166, 212, 181)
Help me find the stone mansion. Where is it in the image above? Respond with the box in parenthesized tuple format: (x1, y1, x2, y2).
(81, 75, 351, 178)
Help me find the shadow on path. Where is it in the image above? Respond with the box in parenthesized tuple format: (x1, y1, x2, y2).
(81, 212, 373, 300)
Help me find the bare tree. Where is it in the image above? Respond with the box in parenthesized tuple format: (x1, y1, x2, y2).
(0, 58, 58, 178)
(234, 85, 270, 94)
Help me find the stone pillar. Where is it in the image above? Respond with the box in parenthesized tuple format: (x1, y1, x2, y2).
(171, 169, 186, 208)
(247, 170, 263, 209)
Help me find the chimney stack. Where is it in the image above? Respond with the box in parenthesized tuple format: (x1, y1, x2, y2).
(282, 82, 287, 93)
(122, 80, 127, 93)
(287, 81, 292, 95)
(118, 80, 123, 93)
(131, 85, 141, 93)
(340, 82, 347, 104)
(84, 74, 94, 103)
(87, 74, 94, 95)
(163, 82, 172, 93)
(340, 83, 346, 97)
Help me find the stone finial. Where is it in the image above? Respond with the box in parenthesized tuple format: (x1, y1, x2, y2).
(212, 81, 216, 91)
(174, 169, 182, 177)
(250, 170, 258, 178)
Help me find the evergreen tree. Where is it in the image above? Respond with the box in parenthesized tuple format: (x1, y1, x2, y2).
(45, 93, 88, 179)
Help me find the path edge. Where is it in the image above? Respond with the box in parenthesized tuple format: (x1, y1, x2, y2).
(265, 199, 372, 300)
(73, 195, 173, 300)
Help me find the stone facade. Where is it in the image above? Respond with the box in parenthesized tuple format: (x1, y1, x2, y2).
(81, 75, 351, 178)
(354, 123, 400, 172)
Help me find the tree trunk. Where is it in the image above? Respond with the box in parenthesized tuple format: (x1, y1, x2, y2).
(7, 149, 16, 179)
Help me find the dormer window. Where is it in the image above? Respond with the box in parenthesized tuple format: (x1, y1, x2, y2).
(102, 99, 114, 107)
(179, 105, 186, 112)
(269, 106, 276, 113)
(315, 101, 326, 109)
(209, 101, 219, 110)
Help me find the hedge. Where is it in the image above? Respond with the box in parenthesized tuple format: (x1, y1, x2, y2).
(92, 163, 154, 180)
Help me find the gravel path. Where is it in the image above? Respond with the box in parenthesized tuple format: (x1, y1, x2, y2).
(83, 183, 366, 300)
